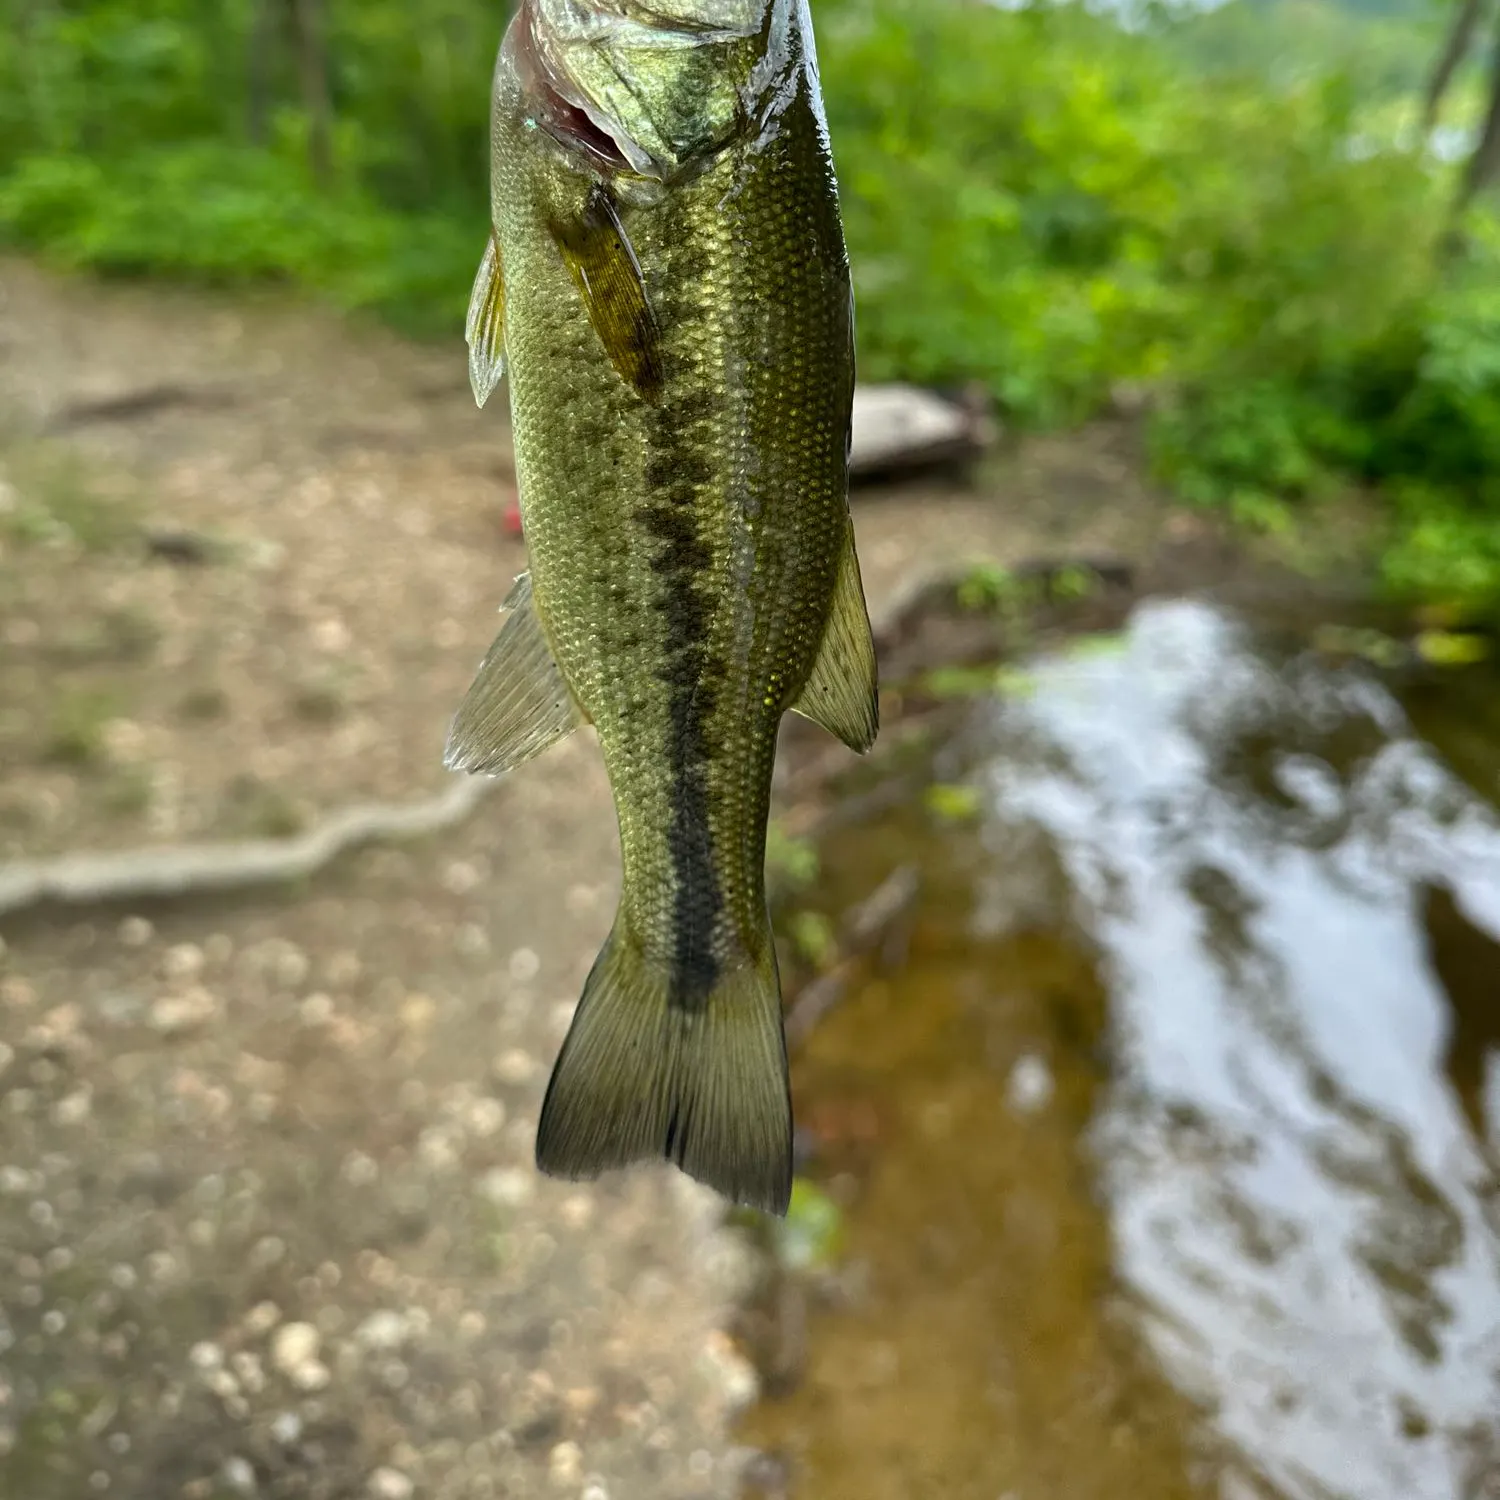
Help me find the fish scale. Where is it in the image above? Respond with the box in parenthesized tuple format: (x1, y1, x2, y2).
(445, 0, 877, 1214)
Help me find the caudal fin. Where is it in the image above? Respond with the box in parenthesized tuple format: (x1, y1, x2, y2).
(534, 923, 793, 1216)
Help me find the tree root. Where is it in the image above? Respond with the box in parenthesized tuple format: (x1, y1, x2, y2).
(0, 776, 495, 918)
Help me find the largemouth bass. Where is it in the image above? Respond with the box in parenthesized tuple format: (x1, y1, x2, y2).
(446, 0, 877, 1216)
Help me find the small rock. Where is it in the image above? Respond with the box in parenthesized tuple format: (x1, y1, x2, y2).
(162, 943, 205, 981)
(244, 1301, 282, 1336)
(291, 1359, 331, 1392)
(117, 916, 154, 948)
(231, 1351, 266, 1394)
(271, 1322, 320, 1374)
(312, 618, 351, 654)
(189, 1341, 224, 1373)
(0, 1043, 13, 1078)
(1007, 1053, 1054, 1115)
(479, 1168, 533, 1209)
(270, 1412, 303, 1446)
(701, 1331, 759, 1413)
(249, 1236, 286, 1270)
(367, 1468, 414, 1500)
(559, 1194, 594, 1230)
(354, 1311, 408, 1353)
(508, 947, 540, 983)
(149, 987, 220, 1036)
(222, 1456, 257, 1495)
(442, 860, 481, 895)
(464, 1098, 506, 1138)
(51, 1088, 92, 1126)
(491, 1049, 538, 1087)
(341, 1151, 379, 1186)
(299, 992, 335, 1026)
(549, 1442, 583, 1487)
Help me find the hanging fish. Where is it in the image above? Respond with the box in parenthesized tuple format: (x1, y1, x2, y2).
(447, 0, 876, 1216)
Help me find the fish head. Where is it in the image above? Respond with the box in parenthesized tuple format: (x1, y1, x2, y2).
(507, 0, 797, 182)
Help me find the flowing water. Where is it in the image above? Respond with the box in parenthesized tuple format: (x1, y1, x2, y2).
(743, 597, 1500, 1500)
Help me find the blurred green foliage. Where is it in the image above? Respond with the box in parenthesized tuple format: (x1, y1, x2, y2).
(0, 0, 1498, 601)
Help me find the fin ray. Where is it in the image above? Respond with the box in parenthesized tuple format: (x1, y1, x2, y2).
(466, 231, 507, 409)
(444, 573, 583, 776)
(790, 520, 879, 752)
(549, 185, 663, 400)
(536, 923, 792, 1215)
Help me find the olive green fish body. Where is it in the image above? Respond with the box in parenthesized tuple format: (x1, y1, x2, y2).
(447, 0, 876, 1214)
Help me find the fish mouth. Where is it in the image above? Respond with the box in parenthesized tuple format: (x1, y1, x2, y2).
(511, 0, 784, 183)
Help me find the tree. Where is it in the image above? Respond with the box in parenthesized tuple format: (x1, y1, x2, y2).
(247, 0, 333, 184)
(1424, 0, 1490, 129)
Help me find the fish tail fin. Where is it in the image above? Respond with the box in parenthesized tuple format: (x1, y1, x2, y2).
(535, 921, 793, 1216)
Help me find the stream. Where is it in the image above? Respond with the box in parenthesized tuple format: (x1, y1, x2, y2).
(743, 596, 1500, 1500)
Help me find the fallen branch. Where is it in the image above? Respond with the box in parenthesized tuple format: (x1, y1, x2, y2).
(0, 776, 496, 918)
(46, 383, 240, 431)
(785, 864, 921, 1047)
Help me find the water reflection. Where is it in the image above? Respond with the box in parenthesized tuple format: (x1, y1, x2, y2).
(977, 600, 1500, 1500)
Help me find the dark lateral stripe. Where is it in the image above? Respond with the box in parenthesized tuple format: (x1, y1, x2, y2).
(637, 232, 724, 1012)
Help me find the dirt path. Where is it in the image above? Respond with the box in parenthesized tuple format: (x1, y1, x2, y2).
(0, 256, 1184, 1500)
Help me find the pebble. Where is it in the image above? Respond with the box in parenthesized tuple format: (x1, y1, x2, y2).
(1007, 1052, 1055, 1115)
(222, 1456, 257, 1495)
(189, 1341, 224, 1373)
(700, 1331, 759, 1413)
(479, 1168, 533, 1209)
(231, 1351, 266, 1393)
(299, 992, 335, 1026)
(272, 945, 310, 987)
(290, 1359, 331, 1392)
(117, 916, 154, 947)
(271, 1322, 320, 1374)
(354, 1311, 408, 1353)
(161, 943, 205, 981)
(149, 987, 220, 1035)
(442, 860, 481, 895)
(367, 1468, 415, 1500)
(51, 1088, 92, 1126)
(548, 1441, 583, 1487)
(491, 1049, 538, 1087)
(464, 1097, 506, 1138)
(244, 1301, 282, 1336)
(0, 1043, 13, 1078)
(342, 1151, 380, 1186)
(559, 1194, 594, 1230)
(508, 947, 540, 983)
(270, 1412, 303, 1446)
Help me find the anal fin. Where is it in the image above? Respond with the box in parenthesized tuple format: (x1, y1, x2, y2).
(444, 572, 583, 776)
(790, 520, 879, 753)
(466, 231, 506, 409)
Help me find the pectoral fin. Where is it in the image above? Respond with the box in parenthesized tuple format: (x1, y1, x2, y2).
(444, 573, 584, 776)
(466, 231, 507, 409)
(790, 522, 879, 753)
(549, 185, 663, 401)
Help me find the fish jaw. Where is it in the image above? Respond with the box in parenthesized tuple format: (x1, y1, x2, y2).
(504, 0, 794, 183)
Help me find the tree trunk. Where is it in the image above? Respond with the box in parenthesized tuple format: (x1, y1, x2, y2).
(246, 0, 283, 147)
(1425, 0, 1490, 132)
(291, 0, 334, 185)
(1455, 12, 1500, 213)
